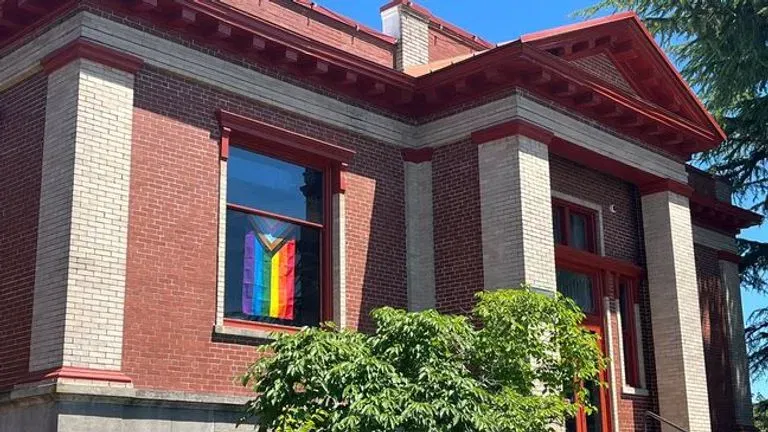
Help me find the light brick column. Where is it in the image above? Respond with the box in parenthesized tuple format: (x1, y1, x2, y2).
(641, 187, 712, 432)
(473, 121, 556, 293)
(28, 41, 141, 376)
(402, 149, 436, 311)
(381, 1, 429, 70)
(719, 254, 754, 427)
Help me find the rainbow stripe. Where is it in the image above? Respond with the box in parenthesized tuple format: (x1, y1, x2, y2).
(242, 230, 296, 320)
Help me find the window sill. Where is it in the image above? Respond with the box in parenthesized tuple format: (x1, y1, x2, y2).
(622, 386, 649, 397)
(214, 318, 303, 341)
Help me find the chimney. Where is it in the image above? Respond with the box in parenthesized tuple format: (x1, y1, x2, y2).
(381, 1, 429, 71)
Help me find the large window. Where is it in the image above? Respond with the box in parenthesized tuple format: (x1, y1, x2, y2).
(556, 269, 597, 315)
(224, 146, 325, 328)
(553, 199, 598, 253)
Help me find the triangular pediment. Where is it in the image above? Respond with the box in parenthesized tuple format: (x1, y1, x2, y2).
(521, 12, 724, 141)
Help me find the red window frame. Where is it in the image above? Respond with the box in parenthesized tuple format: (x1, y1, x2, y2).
(555, 262, 603, 327)
(618, 277, 641, 388)
(217, 110, 354, 333)
(553, 199, 598, 254)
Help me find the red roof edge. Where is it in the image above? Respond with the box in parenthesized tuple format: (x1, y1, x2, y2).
(293, 0, 396, 44)
(520, 11, 726, 144)
(380, 0, 494, 50)
(626, 13, 726, 142)
(520, 11, 637, 42)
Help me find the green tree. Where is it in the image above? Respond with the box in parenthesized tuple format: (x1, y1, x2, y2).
(580, 0, 768, 378)
(240, 288, 606, 432)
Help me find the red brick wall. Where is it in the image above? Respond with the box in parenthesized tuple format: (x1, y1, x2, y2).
(432, 138, 484, 313)
(688, 167, 720, 201)
(695, 244, 737, 432)
(0, 73, 46, 390)
(221, 0, 394, 67)
(550, 155, 643, 264)
(428, 27, 478, 62)
(569, 53, 637, 96)
(122, 66, 406, 393)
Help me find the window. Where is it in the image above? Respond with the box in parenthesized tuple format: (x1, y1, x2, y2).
(224, 146, 325, 328)
(618, 278, 643, 388)
(557, 269, 597, 315)
(553, 200, 598, 253)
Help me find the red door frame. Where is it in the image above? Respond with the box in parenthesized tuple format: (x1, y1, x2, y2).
(556, 261, 612, 432)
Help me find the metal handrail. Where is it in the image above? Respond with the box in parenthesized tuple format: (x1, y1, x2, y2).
(644, 411, 688, 432)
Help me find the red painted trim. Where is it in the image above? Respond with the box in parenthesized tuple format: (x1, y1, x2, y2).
(617, 277, 641, 387)
(23, 367, 132, 384)
(638, 179, 694, 198)
(40, 39, 144, 75)
(520, 12, 725, 143)
(471, 119, 554, 145)
(223, 121, 338, 327)
(717, 250, 742, 264)
(217, 110, 356, 164)
(227, 203, 324, 230)
(219, 127, 231, 161)
(555, 245, 644, 278)
(332, 164, 348, 194)
(690, 193, 762, 226)
(223, 318, 302, 335)
(553, 199, 598, 254)
(521, 12, 637, 43)
(401, 148, 434, 163)
(517, 45, 720, 149)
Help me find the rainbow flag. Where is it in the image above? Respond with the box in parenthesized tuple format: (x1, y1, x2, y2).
(242, 216, 297, 320)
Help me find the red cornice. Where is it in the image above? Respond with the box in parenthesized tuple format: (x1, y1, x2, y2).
(41, 39, 144, 75)
(401, 148, 434, 163)
(217, 110, 356, 164)
(23, 367, 133, 384)
(471, 119, 554, 145)
(1, 2, 722, 156)
(717, 250, 742, 264)
(638, 179, 694, 198)
(521, 12, 725, 144)
(690, 193, 763, 233)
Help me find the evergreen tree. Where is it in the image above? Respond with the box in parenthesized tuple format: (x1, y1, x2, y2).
(581, 0, 768, 378)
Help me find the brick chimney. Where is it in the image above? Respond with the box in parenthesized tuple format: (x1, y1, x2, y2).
(381, 1, 429, 71)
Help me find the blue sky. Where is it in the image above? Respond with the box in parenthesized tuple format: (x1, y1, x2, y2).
(314, 0, 767, 398)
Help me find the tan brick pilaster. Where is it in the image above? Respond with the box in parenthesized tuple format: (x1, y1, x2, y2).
(474, 121, 556, 293)
(641, 188, 712, 432)
(28, 41, 141, 378)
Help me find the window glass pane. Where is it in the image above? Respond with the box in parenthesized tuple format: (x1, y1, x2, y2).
(224, 210, 321, 327)
(619, 282, 637, 386)
(227, 147, 323, 223)
(585, 378, 603, 432)
(553, 206, 564, 245)
(557, 270, 595, 314)
(570, 212, 589, 250)
(619, 283, 631, 335)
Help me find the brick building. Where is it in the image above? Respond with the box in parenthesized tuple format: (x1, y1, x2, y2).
(0, 1, 761, 431)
